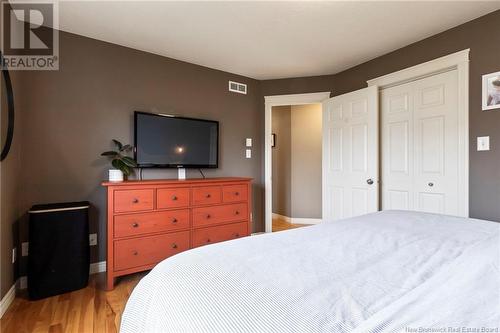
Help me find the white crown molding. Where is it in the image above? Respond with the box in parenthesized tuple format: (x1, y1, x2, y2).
(367, 49, 470, 88)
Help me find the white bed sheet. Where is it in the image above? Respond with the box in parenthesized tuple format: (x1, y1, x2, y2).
(121, 211, 500, 333)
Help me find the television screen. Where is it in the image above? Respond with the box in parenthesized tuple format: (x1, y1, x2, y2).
(134, 112, 218, 168)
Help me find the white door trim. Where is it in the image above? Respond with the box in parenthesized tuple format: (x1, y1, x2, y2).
(264, 92, 331, 233)
(367, 49, 469, 217)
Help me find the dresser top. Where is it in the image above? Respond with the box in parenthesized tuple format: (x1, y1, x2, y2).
(102, 177, 252, 187)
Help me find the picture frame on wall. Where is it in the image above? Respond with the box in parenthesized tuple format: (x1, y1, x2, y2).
(482, 71, 500, 111)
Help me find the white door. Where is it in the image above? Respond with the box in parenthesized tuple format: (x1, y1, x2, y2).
(322, 86, 379, 221)
(382, 70, 462, 216)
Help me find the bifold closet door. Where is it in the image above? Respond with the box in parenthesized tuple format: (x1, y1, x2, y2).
(381, 70, 461, 216)
(322, 86, 379, 221)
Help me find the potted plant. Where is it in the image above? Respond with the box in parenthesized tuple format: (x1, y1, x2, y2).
(101, 139, 137, 181)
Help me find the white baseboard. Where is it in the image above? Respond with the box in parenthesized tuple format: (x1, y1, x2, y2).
(272, 213, 322, 225)
(292, 218, 322, 225)
(90, 261, 107, 274)
(0, 284, 16, 318)
(272, 213, 291, 223)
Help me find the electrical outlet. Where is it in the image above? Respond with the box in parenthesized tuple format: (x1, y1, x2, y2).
(12, 248, 16, 263)
(22, 242, 29, 256)
(245, 149, 251, 158)
(89, 233, 97, 246)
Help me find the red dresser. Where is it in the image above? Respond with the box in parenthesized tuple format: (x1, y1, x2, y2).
(102, 177, 252, 290)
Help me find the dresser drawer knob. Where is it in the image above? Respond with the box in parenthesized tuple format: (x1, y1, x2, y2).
(234, 233, 240, 238)
(206, 214, 211, 219)
(206, 238, 211, 243)
(172, 195, 178, 201)
(172, 218, 178, 223)
(235, 211, 240, 215)
(132, 251, 138, 256)
(172, 243, 178, 249)
(235, 192, 239, 196)
(205, 194, 211, 198)
(132, 222, 139, 228)
(132, 198, 139, 203)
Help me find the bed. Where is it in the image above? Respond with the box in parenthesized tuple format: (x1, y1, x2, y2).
(120, 210, 500, 332)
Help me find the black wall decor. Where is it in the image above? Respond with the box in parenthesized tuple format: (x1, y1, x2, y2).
(0, 51, 15, 161)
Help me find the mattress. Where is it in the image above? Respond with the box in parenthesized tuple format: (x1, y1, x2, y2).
(121, 210, 500, 332)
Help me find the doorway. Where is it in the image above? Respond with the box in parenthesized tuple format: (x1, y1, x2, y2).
(264, 92, 331, 233)
(271, 104, 323, 232)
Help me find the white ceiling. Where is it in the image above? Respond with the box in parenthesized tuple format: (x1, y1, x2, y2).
(49, 1, 500, 80)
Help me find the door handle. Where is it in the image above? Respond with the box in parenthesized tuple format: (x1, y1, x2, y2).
(367, 179, 374, 185)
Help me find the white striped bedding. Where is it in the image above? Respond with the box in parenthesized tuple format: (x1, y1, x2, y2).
(120, 210, 500, 332)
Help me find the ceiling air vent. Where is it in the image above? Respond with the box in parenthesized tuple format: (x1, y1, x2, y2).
(229, 81, 247, 95)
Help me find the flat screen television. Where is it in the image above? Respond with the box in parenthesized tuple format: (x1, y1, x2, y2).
(134, 111, 219, 168)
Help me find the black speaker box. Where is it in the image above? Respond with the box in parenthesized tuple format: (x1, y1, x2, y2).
(28, 201, 90, 300)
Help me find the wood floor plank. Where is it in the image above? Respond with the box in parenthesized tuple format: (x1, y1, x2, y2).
(272, 217, 311, 232)
(0, 272, 146, 333)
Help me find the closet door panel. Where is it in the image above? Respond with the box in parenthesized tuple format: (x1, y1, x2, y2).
(413, 70, 459, 216)
(381, 83, 414, 211)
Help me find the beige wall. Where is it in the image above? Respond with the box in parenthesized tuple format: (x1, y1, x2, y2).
(271, 106, 291, 217)
(290, 104, 322, 218)
(272, 104, 322, 219)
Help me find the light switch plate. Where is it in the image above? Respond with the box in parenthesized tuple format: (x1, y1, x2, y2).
(477, 136, 490, 151)
(245, 149, 251, 158)
(246, 138, 252, 147)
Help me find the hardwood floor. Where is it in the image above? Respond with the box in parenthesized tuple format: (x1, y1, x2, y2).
(0, 272, 146, 333)
(272, 217, 311, 232)
(1, 223, 310, 332)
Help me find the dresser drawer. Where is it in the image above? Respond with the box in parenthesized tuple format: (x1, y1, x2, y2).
(222, 184, 248, 203)
(114, 231, 190, 271)
(192, 222, 248, 248)
(114, 209, 190, 238)
(157, 188, 190, 209)
(192, 203, 247, 227)
(114, 189, 154, 213)
(192, 186, 221, 206)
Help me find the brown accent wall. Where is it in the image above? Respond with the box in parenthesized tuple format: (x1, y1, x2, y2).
(2, 7, 499, 299)
(262, 10, 500, 223)
(1, 66, 23, 298)
(271, 106, 291, 217)
(15, 30, 264, 271)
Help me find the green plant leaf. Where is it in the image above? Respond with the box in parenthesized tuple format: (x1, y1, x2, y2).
(120, 144, 132, 152)
(112, 159, 133, 176)
(122, 156, 137, 167)
(112, 139, 123, 150)
(101, 151, 118, 157)
(111, 158, 123, 170)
